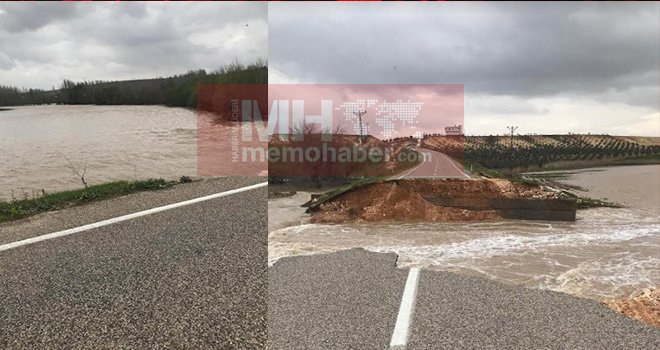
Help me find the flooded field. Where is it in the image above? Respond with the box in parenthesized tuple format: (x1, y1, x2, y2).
(0, 105, 198, 200)
(268, 165, 660, 300)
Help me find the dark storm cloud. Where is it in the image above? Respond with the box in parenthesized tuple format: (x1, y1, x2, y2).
(270, 2, 659, 109)
(0, 2, 78, 32)
(0, 2, 267, 89)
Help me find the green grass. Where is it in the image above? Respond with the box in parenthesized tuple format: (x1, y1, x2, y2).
(0, 178, 177, 223)
(0, 108, 12, 112)
(556, 191, 624, 209)
(575, 197, 623, 209)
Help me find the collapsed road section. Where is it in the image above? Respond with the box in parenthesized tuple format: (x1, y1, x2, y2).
(305, 178, 577, 223)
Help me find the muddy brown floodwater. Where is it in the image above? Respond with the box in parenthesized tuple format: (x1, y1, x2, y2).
(0, 105, 197, 200)
(0, 105, 269, 201)
(268, 164, 660, 301)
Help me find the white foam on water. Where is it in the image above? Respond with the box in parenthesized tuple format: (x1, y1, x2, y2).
(366, 226, 658, 263)
(268, 241, 333, 266)
(268, 204, 660, 299)
(546, 254, 660, 299)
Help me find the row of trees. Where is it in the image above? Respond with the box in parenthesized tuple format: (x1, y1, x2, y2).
(463, 135, 660, 169)
(422, 134, 660, 170)
(0, 60, 267, 108)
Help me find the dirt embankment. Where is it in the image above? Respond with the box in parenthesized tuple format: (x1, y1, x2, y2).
(311, 178, 557, 223)
(604, 287, 660, 328)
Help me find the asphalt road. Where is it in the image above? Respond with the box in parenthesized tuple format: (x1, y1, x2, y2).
(269, 249, 660, 350)
(0, 178, 267, 349)
(269, 249, 407, 349)
(397, 148, 470, 179)
(0, 177, 265, 246)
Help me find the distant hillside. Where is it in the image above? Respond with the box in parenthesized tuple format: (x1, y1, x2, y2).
(423, 134, 660, 171)
(0, 61, 266, 109)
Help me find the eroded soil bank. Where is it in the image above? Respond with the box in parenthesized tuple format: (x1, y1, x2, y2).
(310, 178, 559, 223)
(604, 287, 660, 328)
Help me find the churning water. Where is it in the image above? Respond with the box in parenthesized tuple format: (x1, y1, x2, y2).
(269, 165, 660, 300)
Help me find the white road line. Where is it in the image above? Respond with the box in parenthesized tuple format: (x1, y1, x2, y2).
(396, 160, 424, 180)
(440, 152, 470, 179)
(0, 182, 268, 253)
(396, 148, 431, 179)
(396, 148, 469, 180)
(390, 267, 421, 350)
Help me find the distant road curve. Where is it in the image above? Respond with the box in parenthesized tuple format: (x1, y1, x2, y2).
(396, 147, 470, 179)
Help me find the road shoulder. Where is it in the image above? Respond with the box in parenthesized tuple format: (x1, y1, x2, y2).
(0, 177, 265, 245)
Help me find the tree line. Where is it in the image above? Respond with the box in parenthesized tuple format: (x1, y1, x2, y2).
(0, 60, 266, 108)
(422, 134, 660, 170)
(464, 135, 660, 169)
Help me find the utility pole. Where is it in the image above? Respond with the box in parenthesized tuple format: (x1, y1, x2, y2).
(354, 109, 367, 144)
(507, 126, 518, 149)
(507, 126, 518, 174)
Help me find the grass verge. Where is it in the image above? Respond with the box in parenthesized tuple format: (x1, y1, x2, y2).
(557, 191, 624, 209)
(0, 178, 177, 223)
(575, 197, 623, 209)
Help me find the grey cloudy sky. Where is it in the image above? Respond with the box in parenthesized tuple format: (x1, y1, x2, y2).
(0, 2, 267, 89)
(269, 2, 660, 136)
